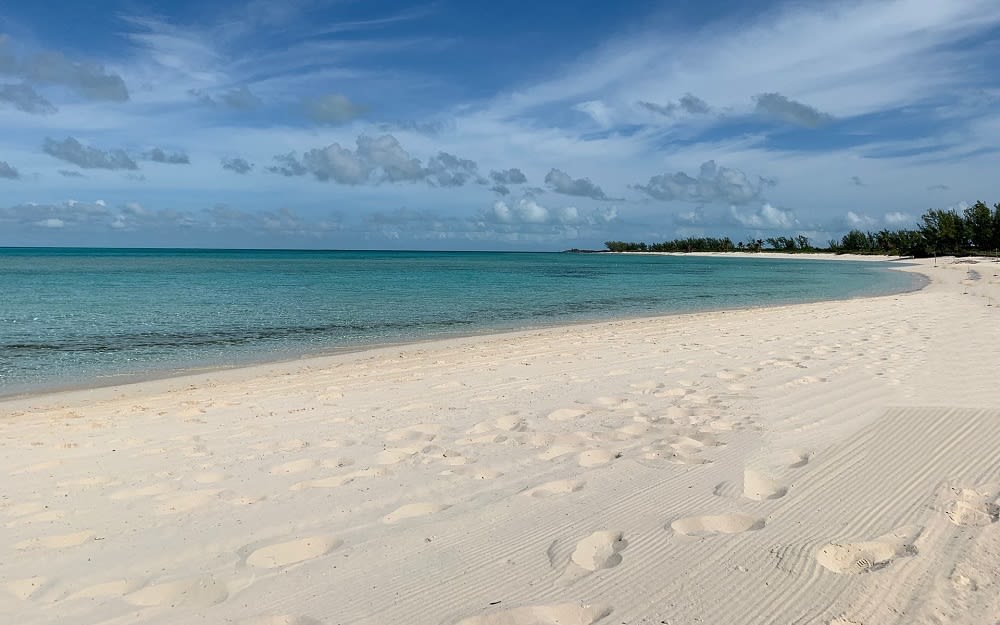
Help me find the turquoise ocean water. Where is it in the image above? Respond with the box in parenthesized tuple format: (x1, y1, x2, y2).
(0, 248, 921, 397)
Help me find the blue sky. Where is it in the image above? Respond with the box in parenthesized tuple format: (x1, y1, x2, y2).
(1, 0, 999, 250)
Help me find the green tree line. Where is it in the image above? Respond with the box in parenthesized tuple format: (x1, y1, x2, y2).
(606, 201, 1000, 257)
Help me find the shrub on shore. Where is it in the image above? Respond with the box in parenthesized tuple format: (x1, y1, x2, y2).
(606, 202, 1000, 257)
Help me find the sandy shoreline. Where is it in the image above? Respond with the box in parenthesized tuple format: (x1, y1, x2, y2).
(0, 252, 920, 403)
(2, 257, 999, 625)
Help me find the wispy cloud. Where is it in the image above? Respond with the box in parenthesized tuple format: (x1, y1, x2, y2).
(754, 93, 834, 127)
(0, 83, 56, 114)
(43, 137, 138, 170)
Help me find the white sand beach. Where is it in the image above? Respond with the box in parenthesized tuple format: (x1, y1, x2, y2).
(2, 257, 999, 625)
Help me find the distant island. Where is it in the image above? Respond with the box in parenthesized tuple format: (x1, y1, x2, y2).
(600, 201, 1000, 258)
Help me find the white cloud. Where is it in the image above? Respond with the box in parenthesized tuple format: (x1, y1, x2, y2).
(485, 198, 617, 227)
(846, 211, 877, 227)
(730, 203, 798, 229)
(36, 218, 64, 228)
(635, 160, 775, 205)
(884, 211, 914, 225)
(544, 168, 612, 200)
(573, 100, 615, 126)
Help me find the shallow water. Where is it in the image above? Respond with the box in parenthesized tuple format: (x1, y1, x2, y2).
(0, 249, 920, 395)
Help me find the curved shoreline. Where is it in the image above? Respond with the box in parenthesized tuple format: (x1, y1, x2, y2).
(2, 256, 999, 625)
(1, 256, 925, 404)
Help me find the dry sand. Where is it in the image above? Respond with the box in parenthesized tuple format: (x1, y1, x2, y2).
(1, 257, 999, 625)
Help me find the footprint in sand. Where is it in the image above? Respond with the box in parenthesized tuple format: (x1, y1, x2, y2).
(460, 433, 509, 445)
(290, 466, 390, 491)
(578, 449, 619, 468)
(570, 531, 627, 571)
(385, 424, 441, 443)
(815, 525, 921, 574)
(654, 387, 689, 399)
(269, 458, 319, 475)
(15, 530, 95, 550)
(494, 415, 528, 432)
(66, 578, 146, 600)
(742, 469, 788, 501)
(617, 423, 655, 438)
(942, 485, 999, 527)
(154, 490, 222, 515)
(193, 472, 228, 484)
(5, 577, 47, 600)
(382, 502, 449, 524)
(670, 514, 764, 536)
(110, 481, 180, 500)
(454, 603, 612, 625)
(521, 480, 585, 498)
(629, 380, 664, 394)
(779, 449, 811, 468)
(319, 457, 355, 470)
(547, 408, 587, 422)
(375, 447, 422, 465)
(246, 536, 343, 568)
(126, 576, 229, 608)
(538, 445, 579, 461)
(442, 466, 504, 480)
(2, 502, 47, 518)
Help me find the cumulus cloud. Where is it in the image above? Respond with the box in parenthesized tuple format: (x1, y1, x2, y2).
(484, 198, 618, 227)
(544, 168, 611, 200)
(221, 157, 253, 174)
(354, 134, 423, 182)
(673, 208, 704, 225)
(637, 93, 711, 117)
(490, 168, 528, 185)
(268, 134, 479, 187)
(426, 152, 479, 187)
(43, 137, 138, 170)
(634, 160, 775, 205)
(0, 199, 112, 231)
(492, 185, 510, 196)
(303, 93, 366, 124)
(0, 83, 56, 114)
(851, 176, 865, 187)
(0, 161, 20, 179)
(846, 211, 877, 227)
(0, 38, 128, 102)
(884, 211, 913, 225)
(268, 153, 308, 177)
(145, 148, 190, 164)
(753, 93, 833, 128)
(730, 203, 798, 229)
(58, 169, 85, 177)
